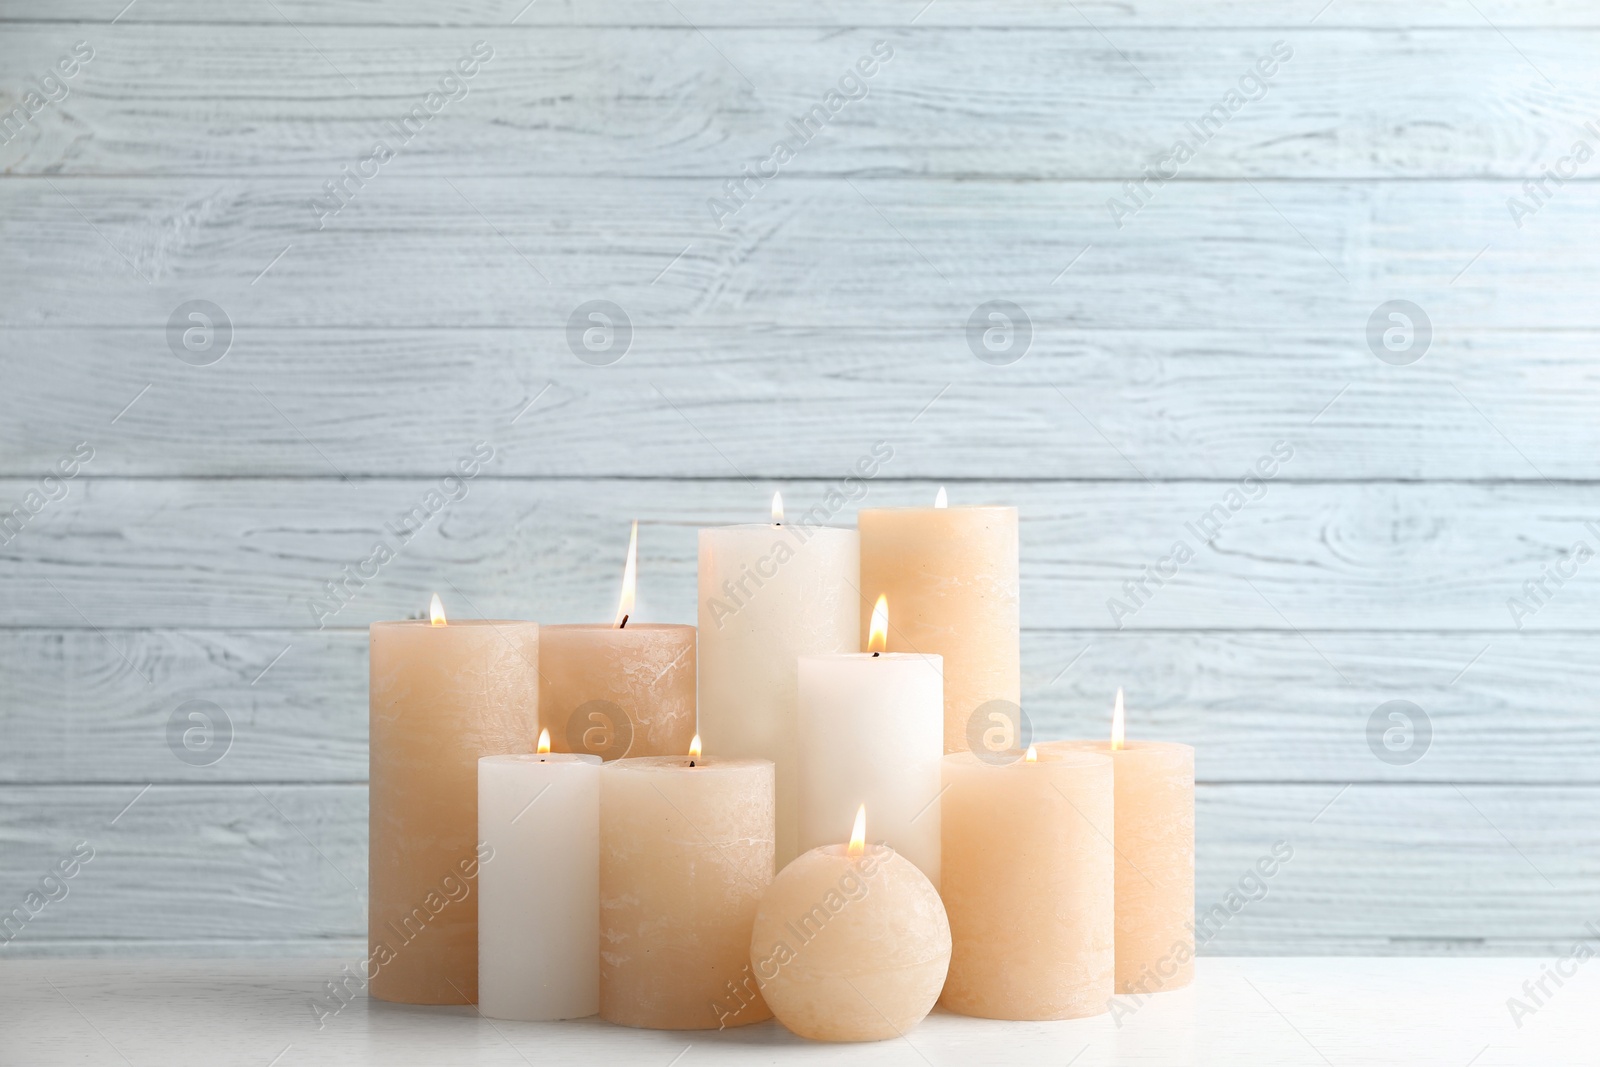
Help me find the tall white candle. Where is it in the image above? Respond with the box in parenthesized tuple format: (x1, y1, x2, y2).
(796, 595, 943, 885)
(698, 493, 858, 865)
(477, 738, 601, 1021)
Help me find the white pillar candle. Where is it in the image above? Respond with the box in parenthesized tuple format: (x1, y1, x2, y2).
(699, 493, 859, 866)
(796, 595, 943, 885)
(477, 738, 601, 1021)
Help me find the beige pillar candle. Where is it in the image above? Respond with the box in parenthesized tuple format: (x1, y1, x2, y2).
(600, 741, 775, 1030)
(858, 491, 1019, 754)
(749, 806, 950, 1042)
(542, 518, 694, 759)
(699, 493, 859, 865)
(369, 595, 539, 1005)
(940, 746, 1114, 1020)
(1042, 689, 1196, 996)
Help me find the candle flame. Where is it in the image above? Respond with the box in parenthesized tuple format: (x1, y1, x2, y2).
(688, 733, 702, 760)
(1111, 687, 1126, 750)
(848, 804, 867, 857)
(867, 594, 889, 654)
(613, 520, 638, 628)
(934, 485, 948, 508)
(771, 491, 784, 525)
(537, 728, 551, 754)
(429, 593, 446, 626)
(1025, 744, 1038, 762)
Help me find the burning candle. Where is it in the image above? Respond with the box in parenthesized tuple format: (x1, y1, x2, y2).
(699, 492, 858, 865)
(600, 736, 775, 1029)
(477, 730, 600, 1020)
(858, 489, 1020, 754)
(369, 595, 539, 1004)
(542, 522, 696, 759)
(1041, 689, 1196, 996)
(940, 744, 1114, 1019)
(796, 595, 944, 884)
(750, 805, 951, 1042)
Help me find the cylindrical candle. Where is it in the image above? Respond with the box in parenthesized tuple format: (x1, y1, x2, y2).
(699, 514, 858, 865)
(796, 649, 943, 885)
(750, 837, 950, 1042)
(477, 751, 600, 1021)
(600, 753, 775, 1030)
(940, 748, 1114, 1020)
(858, 501, 1019, 754)
(540, 624, 696, 759)
(369, 612, 539, 1005)
(1042, 737, 1195, 996)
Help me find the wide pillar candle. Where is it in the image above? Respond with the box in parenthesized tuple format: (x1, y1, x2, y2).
(540, 624, 696, 759)
(699, 518, 857, 865)
(858, 502, 1019, 753)
(1042, 739, 1195, 995)
(369, 616, 539, 1004)
(940, 748, 1113, 1020)
(796, 651, 943, 885)
(600, 754, 775, 1029)
(478, 751, 600, 1021)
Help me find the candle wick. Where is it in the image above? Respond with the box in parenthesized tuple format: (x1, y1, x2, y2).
(689, 760, 696, 768)
(871, 651, 880, 658)
(618, 613, 629, 630)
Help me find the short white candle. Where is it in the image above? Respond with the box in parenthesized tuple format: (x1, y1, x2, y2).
(797, 595, 943, 885)
(477, 734, 601, 1021)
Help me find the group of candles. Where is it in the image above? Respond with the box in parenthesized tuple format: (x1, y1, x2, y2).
(367, 492, 1194, 1041)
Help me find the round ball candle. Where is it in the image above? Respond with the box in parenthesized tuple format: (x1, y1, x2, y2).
(750, 806, 951, 1042)
(858, 490, 1019, 754)
(939, 746, 1114, 1020)
(796, 596, 943, 885)
(1041, 689, 1196, 996)
(369, 595, 539, 1005)
(599, 740, 775, 1030)
(699, 492, 858, 865)
(477, 738, 601, 1020)
(542, 523, 696, 760)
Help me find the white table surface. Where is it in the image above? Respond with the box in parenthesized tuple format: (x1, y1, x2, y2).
(0, 957, 1589, 1066)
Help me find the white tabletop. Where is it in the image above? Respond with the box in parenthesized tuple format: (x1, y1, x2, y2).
(0, 956, 1587, 1066)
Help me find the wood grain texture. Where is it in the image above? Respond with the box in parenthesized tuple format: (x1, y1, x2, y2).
(3, 26, 1597, 178)
(2, 327, 1596, 480)
(0, 783, 1590, 954)
(0, 178, 1589, 329)
(3, 628, 1593, 786)
(2, 478, 1597, 631)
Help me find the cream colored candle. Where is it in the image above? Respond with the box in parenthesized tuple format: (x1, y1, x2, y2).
(750, 807, 950, 1042)
(477, 739, 600, 1021)
(369, 596, 539, 1005)
(858, 492, 1019, 754)
(1042, 689, 1196, 996)
(600, 742, 775, 1030)
(796, 596, 943, 885)
(940, 746, 1114, 1020)
(699, 493, 858, 865)
(543, 522, 696, 759)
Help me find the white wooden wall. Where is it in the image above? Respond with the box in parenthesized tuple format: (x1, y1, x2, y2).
(2, 0, 1597, 957)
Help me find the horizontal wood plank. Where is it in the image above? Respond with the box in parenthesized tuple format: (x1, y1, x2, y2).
(2, 628, 1593, 785)
(0, 782, 1589, 953)
(1, 478, 1596, 631)
(2, 26, 1597, 178)
(0, 178, 1589, 329)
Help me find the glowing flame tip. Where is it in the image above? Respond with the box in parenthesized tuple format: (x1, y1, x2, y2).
(867, 594, 889, 654)
(613, 520, 638, 628)
(848, 804, 867, 857)
(1111, 687, 1126, 750)
(688, 733, 702, 761)
(537, 728, 551, 754)
(771, 491, 784, 525)
(934, 486, 948, 508)
(1025, 744, 1038, 763)
(429, 593, 446, 626)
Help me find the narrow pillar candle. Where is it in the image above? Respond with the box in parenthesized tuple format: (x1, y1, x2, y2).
(1043, 691, 1196, 996)
(543, 521, 697, 759)
(600, 745, 775, 1030)
(477, 743, 600, 1021)
(369, 597, 539, 1005)
(940, 747, 1114, 1020)
(796, 597, 943, 885)
(858, 493, 1019, 754)
(699, 494, 858, 865)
